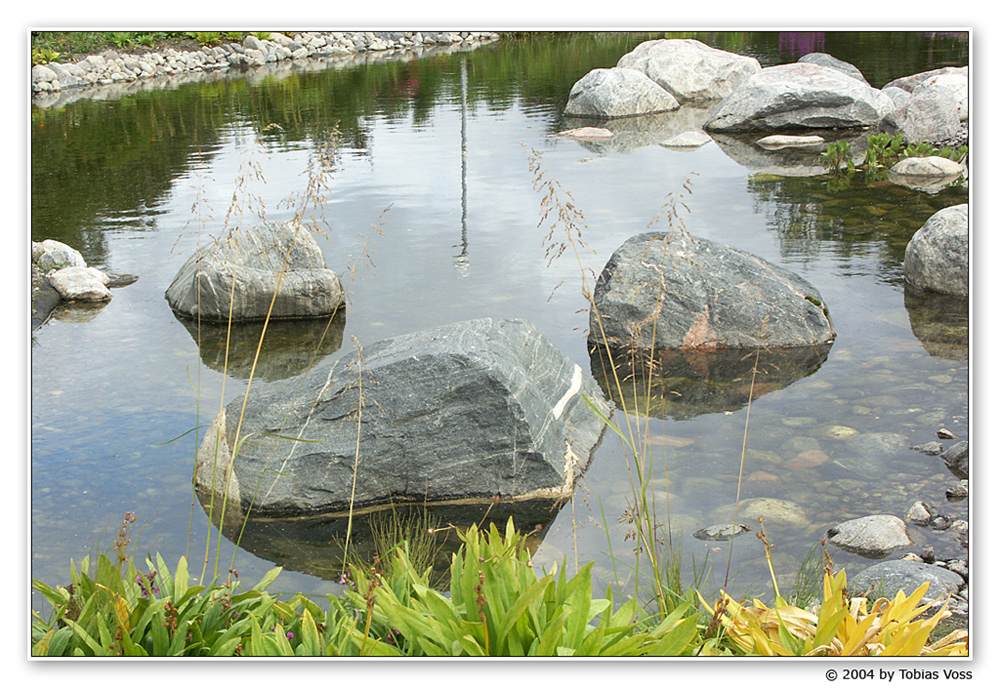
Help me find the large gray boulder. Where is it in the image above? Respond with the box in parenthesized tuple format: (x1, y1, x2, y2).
(827, 514, 913, 557)
(880, 73, 966, 145)
(589, 231, 835, 352)
(616, 39, 761, 104)
(165, 220, 344, 322)
(564, 67, 679, 118)
(704, 63, 895, 133)
(195, 318, 609, 518)
(903, 204, 969, 296)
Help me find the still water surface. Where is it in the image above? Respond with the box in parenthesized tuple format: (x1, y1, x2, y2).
(31, 32, 970, 607)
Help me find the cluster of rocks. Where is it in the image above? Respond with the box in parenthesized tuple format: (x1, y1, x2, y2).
(810, 426, 969, 613)
(562, 39, 968, 189)
(31, 239, 136, 330)
(31, 31, 500, 97)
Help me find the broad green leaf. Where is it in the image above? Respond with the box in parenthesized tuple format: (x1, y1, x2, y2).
(172, 557, 189, 603)
(252, 567, 283, 592)
(646, 614, 700, 656)
(299, 608, 322, 656)
(498, 575, 551, 643)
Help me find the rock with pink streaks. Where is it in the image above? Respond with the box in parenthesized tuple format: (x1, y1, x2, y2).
(589, 231, 835, 352)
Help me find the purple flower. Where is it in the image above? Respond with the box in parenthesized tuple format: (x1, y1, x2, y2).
(286, 631, 294, 641)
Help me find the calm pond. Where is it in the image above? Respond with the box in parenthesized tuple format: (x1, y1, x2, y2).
(31, 31, 970, 609)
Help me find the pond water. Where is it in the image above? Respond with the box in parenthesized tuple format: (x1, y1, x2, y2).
(31, 31, 970, 609)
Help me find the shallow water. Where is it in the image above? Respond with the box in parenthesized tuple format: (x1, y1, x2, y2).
(30, 31, 969, 608)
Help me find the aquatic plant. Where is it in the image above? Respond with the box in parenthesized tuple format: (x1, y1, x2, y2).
(821, 133, 968, 179)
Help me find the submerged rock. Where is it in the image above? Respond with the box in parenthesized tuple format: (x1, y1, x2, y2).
(589, 231, 835, 352)
(693, 523, 751, 541)
(165, 220, 344, 323)
(195, 318, 608, 518)
(849, 560, 965, 609)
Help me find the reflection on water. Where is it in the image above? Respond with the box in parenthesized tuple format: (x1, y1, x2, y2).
(711, 130, 866, 178)
(590, 342, 833, 420)
(201, 496, 555, 586)
(176, 309, 347, 381)
(904, 286, 969, 361)
(30, 32, 970, 608)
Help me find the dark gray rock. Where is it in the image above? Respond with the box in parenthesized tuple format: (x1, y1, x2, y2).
(797, 52, 868, 84)
(589, 231, 835, 352)
(910, 441, 943, 456)
(940, 441, 969, 479)
(903, 204, 968, 297)
(946, 480, 968, 501)
(827, 514, 912, 557)
(165, 220, 344, 323)
(616, 39, 761, 104)
(693, 523, 750, 541)
(564, 67, 679, 119)
(195, 318, 609, 518)
(704, 63, 894, 133)
(849, 559, 965, 608)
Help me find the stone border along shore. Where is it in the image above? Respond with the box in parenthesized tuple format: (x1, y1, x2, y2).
(31, 31, 501, 109)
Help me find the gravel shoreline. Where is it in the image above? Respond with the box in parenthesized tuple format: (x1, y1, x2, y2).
(31, 30, 500, 109)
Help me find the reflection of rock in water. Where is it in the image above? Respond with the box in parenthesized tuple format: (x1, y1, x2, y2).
(178, 309, 346, 381)
(710, 130, 867, 177)
(562, 105, 715, 155)
(590, 342, 832, 420)
(50, 299, 110, 323)
(904, 286, 968, 361)
(200, 496, 556, 587)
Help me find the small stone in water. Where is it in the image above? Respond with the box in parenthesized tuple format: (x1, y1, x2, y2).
(937, 428, 958, 440)
(693, 523, 751, 541)
(946, 480, 969, 501)
(819, 424, 859, 440)
(910, 441, 944, 455)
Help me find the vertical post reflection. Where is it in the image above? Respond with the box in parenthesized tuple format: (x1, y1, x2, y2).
(454, 56, 470, 275)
